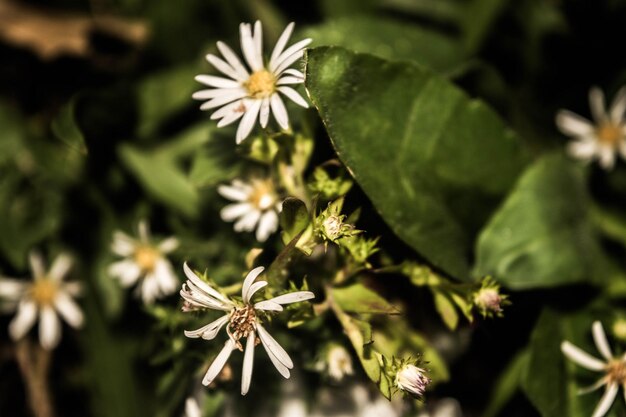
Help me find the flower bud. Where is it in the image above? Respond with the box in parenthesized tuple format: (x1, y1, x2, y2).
(395, 364, 430, 397)
(473, 287, 502, 315)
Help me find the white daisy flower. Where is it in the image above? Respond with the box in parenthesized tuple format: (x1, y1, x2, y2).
(193, 21, 311, 144)
(108, 220, 180, 305)
(561, 321, 626, 417)
(218, 178, 282, 242)
(180, 263, 315, 395)
(0, 251, 83, 350)
(557, 86, 626, 169)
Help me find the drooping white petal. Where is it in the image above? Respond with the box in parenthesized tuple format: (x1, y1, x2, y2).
(233, 209, 261, 232)
(253, 300, 283, 312)
(255, 210, 279, 243)
(29, 251, 46, 280)
(242, 266, 265, 302)
(218, 184, 250, 202)
(154, 259, 179, 296)
(8, 300, 37, 341)
(203, 339, 236, 386)
(567, 139, 598, 160)
(256, 323, 293, 368)
(210, 99, 246, 120)
(185, 398, 202, 417)
(277, 86, 309, 108)
(184, 314, 230, 340)
(598, 145, 616, 170)
(270, 38, 312, 73)
(183, 263, 233, 305)
(236, 99, 263, 144)
(195, 75, 241, 89)
(270, 94, 289, 130)
(241, 331, 256, 395)
(592, 321, 613, 361)
(141, 272, 160, 305)
(200, 90, 249, 111)
(269, 22, 295, 67)
(264, 291, 315, 306)
(158, 237, 179, 254)
(206, 54, 244, 82)
(180, 283, 233, 311)
(111, 231, 136, 256)
(257, 324, 292, 378)
(220, 203, 253, 222)
(54, 291, 84, 328)
(561, 341, 606, 371)
(0, 278, 26, 300)
(590, 87, 608, 123)
(591, 383, 619, 417)
(217, 41, 249, 80)
(217, 108, 246, 128)
(108, 259, 142, 287)
(39, 306, 61, 350)
(244, 281, 267, 304)
(48, 253, 73, 282)
(259, 97, 270, 128)
(609, 86, 626, 124)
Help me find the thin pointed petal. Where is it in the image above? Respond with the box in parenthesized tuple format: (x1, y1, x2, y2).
(561, 341, 606, 371)
(592, 321, 613, 361)
(184, 314, 230, 340)
(269, 22, 295, 67)
(265, 291, 315, 306)
(29, 251, 46, 280)
(202, 339, 236, 386)
(242, 266, 265, 302)
(591, 383, 618, 417)
(245, 281, 268, 303)
(256, 323, 293, 368)
(278, 86, 309, 108)
(590, 87, 608, 123)
(270, 94, 289, 130)
(241, 331, 256, 395)
(49, 253, 73, 281)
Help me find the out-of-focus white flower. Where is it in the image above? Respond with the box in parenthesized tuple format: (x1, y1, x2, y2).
(417, 398, 463, 417)
(218, 178, 281, 242)
(184, 397, 202, 417)
(557, 86, 626, 169)
(193, 21, 311, 143)
(181, 263, 314, 395)
(561, 321, 626, 417)
(396, 364, 431, 398)
(326, 345, 354, 381)
(0, 251, 83, 350)
(108, 220, 179, 305)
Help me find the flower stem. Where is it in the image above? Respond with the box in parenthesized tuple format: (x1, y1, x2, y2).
(14, 339, 56, 417)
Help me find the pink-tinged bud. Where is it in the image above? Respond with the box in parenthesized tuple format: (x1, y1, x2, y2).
(474, 288, 502, 314)
(395, 364, 430, 397)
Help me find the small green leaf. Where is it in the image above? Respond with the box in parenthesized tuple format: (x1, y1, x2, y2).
(331, 283, 399, 315)
(51, 98, 88, 155)
(432, 290, 459, 330)
(280, 198, 311, 244)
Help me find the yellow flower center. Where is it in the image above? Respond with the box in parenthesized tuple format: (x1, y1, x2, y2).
(227, 305, 257, 350)
(30, 279, 58, 306)
(134, 246, 159, 273)
(607, 359, 626, 384)
(249, 180, 275, 211)
(596, 123, 623, 146)
(245, 70, 276, 99)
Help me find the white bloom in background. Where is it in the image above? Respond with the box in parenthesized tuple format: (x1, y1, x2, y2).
(326, 345, 354, 381)
(0, 251, 83, 350)
(557, 86, 626, 169)
(395, 364, 431, 398)
(561, 321, 626, 417)
(108, 220, 179, 305)
(417, 398, 463, 417)
(181, 263, 314, 395)
(184, 397, 201, 417)
(218, 178, 282, 242)
(193, 21, 311, 143)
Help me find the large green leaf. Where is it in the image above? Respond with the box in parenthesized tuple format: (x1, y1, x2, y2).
(475, 153, 610, 289)
(302, 16, 463, 72)
(305, 46, 527, 279)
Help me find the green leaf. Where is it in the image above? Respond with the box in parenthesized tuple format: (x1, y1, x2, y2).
(432, 290, 459, 330)
(279, 197, 311, 244)
(305, 46, 527, 279)
(461, 0, 508, 54)
(475, 153, 610, 289)
(51, 98, 88, 155)
(331, 283, 399, 315)
(302, 16, 463, 72)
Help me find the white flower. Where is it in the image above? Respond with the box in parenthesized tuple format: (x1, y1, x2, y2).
(108, 220, 180, 305)
(193, 21, 311, 144)
(326, 345, 354, 381)
(180, 263, 314, 395)
(561, 321, 626, 417)
(184, 397, 201, 417)
(218, 178, 281, 242)
(0, 251, 83, 350)
(417, 398, 463, 417)
(557, 86, 626, 169)
(395, 364, 431, 398)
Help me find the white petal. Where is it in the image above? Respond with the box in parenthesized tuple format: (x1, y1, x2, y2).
(609, 86, 626, 124)
(48, 253, 73, 281)
(242, 266, 265, 302)
(0, 278, 26, 300)
(217, 41, 249, 80)
(240, 23, 262, 71)
(590, 87, 608, 123)
(206, 54, 245, 82)
(259, 98, 270, 128)
(270, 94, 289, 130)
(195, 75, 240, 89)
(256, 323, 293, 368)
(257, 325, 292, 379)
(200, 90, 249, 111)
(269, 23, 295, 67)
(111, 231, 136, 256)
(598, 146, 616, 170)
(158, 237, 179, 253)
(277, 76, 304, 86)
(253, 300, 283, 312)
(252, 21, 263, 71)
(233, 209, 261, 232)
(592, 383, 619, 417)
(567, 139, 598, 160)
(184, 314, 230, 340)
(241, 331, 256, 395)
(236, 99, 262, 144)
(54, 291, 84, 328)
(281, 68, 304, 78)
(561, 341, 606, 371)
(154, 259, 179, 296)
(270, 38, 312, 73)
(255, 210, 278, 242)
(39, 306, 61, 350)
(578, 377, 608, 395)
(210, 99, 246, 120)
(218, 184, 250, 202)
(556, 110, 594, 137)
(183, 263, 233, 305)
(185, 398, 202, 417)
(220, 203, 253, 222)
(8, 300, 37, 341)
(192, 88, 241, 100)
(140, 273, 160, 305)
(592, 321, 613, 361)
(273, 49, 307, 76)
(202, 339, 236, 386)
(217, 108, 246, 128)
(108, 259, 141, 287)
(265, 291, 315, 306)
(29, 251, 46, 280)
(278, 86, 308, 108)
(244, 281, 267, 304)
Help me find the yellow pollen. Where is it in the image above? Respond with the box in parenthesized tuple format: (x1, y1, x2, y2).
(134, 246, 159, 273)
(596, 123, 623, 146)
(245, 70, 276, 99)
(30, 279, 58, 306)
(607, 360, 626, 384)
(249, 180, 275, 211)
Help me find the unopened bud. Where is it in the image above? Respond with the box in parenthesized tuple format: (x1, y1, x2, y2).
(395, 364, 430, 398)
